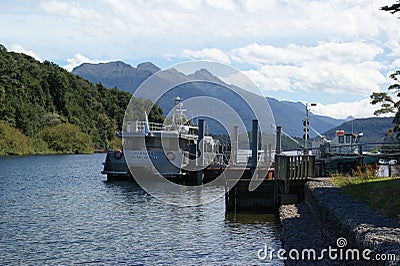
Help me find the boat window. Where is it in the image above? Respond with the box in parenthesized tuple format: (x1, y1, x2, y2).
(338, 136, 344, 144)
(345, 135, 351, 143)
(205, 143, 213, 152)
(189, 128, 198, 135)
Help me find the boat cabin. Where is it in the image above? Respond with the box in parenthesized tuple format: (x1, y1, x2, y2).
(312, 130, 363, 158)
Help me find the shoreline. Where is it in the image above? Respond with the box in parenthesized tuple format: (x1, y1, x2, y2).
(279, 181, 400, 265)
(0, 150, 108, 157)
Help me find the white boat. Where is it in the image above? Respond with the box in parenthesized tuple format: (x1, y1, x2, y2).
(311, 129, 363, 157)
(102, 97, 223, 180)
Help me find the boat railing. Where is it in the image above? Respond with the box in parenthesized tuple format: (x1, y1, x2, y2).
(126, 120, 202, 134)
(126, 121, 165, 133)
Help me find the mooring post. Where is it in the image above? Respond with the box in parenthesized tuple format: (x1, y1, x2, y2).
(251, 119, 258, 177)
(197, 119, 204, 185)
(274, 126, 282, 206)
(276, 126, 282, 155)
(232, 125, 238, 165)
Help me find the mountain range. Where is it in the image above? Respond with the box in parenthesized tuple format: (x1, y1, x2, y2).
(72, 61, 394, 140)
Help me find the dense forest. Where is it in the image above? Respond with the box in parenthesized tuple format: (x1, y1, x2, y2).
(0, 44, 163, 155)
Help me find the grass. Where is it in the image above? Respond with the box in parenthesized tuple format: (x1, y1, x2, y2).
(330, 166, 400, 224)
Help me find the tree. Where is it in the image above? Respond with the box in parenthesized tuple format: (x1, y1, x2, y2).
(381, 1, 400, 14)
(0, 44, 164, 152)
(371, 70, 400, 139)
(370, 3, 400, 138)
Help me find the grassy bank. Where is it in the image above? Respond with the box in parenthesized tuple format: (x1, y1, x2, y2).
(331, 173, 400, 223)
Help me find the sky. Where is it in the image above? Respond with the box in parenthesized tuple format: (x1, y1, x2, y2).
(1, 0, 400, 119)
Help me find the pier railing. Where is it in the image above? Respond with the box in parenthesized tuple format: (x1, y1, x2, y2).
(275, 155, 315, 193)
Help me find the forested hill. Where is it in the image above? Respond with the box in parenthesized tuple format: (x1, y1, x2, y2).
(0, 44, 162, 155)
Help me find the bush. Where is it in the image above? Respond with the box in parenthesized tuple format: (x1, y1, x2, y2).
(108, 137, 122, 150)
(0, 121, 33, 155)
(32, 137, 50, 154)
(36, 123, 94, 154)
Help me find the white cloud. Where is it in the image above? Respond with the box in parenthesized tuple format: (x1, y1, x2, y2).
(9, 44, 41, 61)
(174, 41, 387, 97)
(391, 58, 400, 69)
(2, 0, 396, 64)
(180, 48, 231, 64)
(63, 54, 105, 72)
(229, 42, 387, 96)
(204, 0, 237, 11)
(230, 42, 383, 66)
(2, 0, 400, 119)
(40, 0, 100, 20)
(312, 98, 386, 119)
(240, 69, 294, 92)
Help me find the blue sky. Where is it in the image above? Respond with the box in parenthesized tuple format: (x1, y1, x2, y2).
(1, 0, 400, 119)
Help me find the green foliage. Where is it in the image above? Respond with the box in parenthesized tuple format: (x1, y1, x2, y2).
(108, 137, 122, 150)
(381, 2, 400, 14)
(371, 7, 400, 139)
(0, 120, 33, 155)
(36, 123, 93, 154)
(124, 98, 163, 123)
(32, 137, 50, 154)
(148, 103, 164, 123)
(370, 71, 400, 138)
(0, 44, 164, 153)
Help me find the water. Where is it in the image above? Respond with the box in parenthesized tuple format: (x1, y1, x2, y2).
(0, 154, 283, 265)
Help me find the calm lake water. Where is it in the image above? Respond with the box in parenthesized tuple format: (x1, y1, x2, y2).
(0, 154, 283, 265)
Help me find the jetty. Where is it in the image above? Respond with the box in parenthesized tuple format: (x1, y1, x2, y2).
(103, 118, 399, 211)
(224, 123, 315, 212)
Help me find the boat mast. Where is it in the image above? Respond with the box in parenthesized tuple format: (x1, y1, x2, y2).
(173, 96, 186, 126)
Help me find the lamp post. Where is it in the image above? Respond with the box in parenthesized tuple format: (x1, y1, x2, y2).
(304, 103, 317, 152)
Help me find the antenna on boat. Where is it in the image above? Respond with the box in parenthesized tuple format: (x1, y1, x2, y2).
(173, 96, 187, 126)
(144, 111, 149, 135)
(173, 96, 181, 126)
